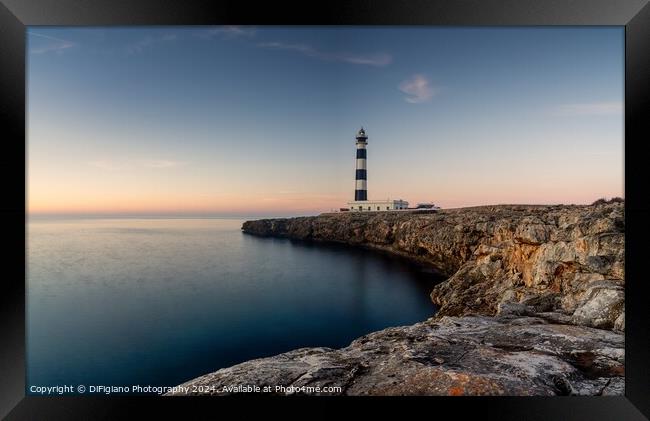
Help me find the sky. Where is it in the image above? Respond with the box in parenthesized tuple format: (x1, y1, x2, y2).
(27, 26, 624, 217)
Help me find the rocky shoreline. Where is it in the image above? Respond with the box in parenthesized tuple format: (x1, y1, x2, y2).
(169, 202, 624, 396)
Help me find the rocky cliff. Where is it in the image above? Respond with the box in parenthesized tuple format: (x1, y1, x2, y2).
(242, 202, 624, 331)
(170, 202, 624, 396)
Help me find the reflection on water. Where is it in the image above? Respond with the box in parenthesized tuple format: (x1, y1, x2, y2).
(27, 218, 444, 392)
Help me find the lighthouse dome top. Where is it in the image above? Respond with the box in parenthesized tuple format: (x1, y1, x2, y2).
(356, 127, 367, 138)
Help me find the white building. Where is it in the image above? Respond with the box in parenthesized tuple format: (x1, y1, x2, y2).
(348, 199, 409, 212)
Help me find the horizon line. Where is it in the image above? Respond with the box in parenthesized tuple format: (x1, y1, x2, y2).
(27, 198, 624, 219)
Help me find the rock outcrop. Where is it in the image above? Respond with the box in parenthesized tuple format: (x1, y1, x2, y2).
(169, 202, 624, 396)
(242, 203, 624, 331)
(169, 315, 624, 396)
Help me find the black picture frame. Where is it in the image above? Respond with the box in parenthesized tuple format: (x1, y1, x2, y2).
(1, 0, 649, 419)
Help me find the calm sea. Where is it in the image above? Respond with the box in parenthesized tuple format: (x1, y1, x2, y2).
(27, 217, 443, 393)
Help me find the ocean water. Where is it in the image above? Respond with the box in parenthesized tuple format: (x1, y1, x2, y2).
(27, 217, 444, 393)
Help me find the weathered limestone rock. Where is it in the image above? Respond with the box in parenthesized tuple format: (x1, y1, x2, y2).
(571, 286, 624, 329)
(614, 311, 625, 332)
(168, 315, 624, 396)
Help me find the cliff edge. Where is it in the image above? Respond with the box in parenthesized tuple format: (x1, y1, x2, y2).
(242, 202, 624, 331)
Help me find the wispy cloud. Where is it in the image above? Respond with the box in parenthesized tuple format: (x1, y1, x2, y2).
(196, 26, 256, 39)
(398, 74, 436, 103)
(28, 32, 76, 54)
(257, 42, 392, 67)
(554, 101, 623, 116)
(126, 33, 178, 55)
(140, 159, 186, 169)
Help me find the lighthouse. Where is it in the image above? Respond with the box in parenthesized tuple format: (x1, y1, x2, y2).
(346, 126, 409, 212)
(354, 127, 368, 201)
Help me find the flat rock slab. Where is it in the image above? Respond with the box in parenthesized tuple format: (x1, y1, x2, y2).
(167, 315, 623, 396)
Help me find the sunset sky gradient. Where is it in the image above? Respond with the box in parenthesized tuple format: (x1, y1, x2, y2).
(28, 27, 624, 217)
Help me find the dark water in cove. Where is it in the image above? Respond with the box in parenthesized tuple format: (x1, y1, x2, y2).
(27, 218, 444, 393)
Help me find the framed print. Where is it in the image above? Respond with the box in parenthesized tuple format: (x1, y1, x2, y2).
(1, 0, 649, 419)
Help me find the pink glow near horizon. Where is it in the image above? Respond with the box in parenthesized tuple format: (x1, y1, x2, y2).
(27, 28, 624, 216)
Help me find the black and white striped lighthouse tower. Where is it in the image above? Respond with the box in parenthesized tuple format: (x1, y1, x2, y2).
(354, 127, 368, 201)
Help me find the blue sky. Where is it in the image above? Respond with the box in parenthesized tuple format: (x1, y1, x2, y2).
(27, 26, 624, 216)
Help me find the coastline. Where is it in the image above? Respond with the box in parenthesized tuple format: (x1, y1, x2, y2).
(169, 202, 624, 396)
